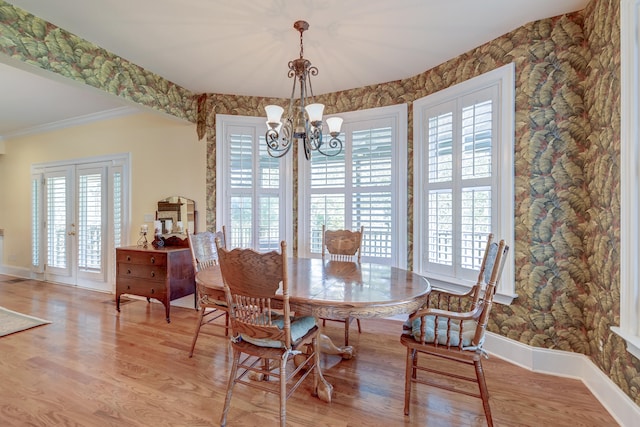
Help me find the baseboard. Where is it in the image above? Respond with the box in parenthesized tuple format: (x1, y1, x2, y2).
(485, 331, 640, 427)
(0, 265, 37, 279)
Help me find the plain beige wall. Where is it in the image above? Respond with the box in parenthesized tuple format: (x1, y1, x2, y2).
(0, 111, 206, 271)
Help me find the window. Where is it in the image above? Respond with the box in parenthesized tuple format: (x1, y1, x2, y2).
(216, 115, 293, 252)
(413, 63, 516, 303)
(298, 104, 408, 267)
(615, 0, 640, 360)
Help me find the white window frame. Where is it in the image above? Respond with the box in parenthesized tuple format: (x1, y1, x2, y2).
(215, 114, 294, 254)
(614, 0, 640, 360)
(413, 63, 516, 304)
(297, 104, 408, 268)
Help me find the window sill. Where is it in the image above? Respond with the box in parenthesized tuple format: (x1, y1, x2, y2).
(611, 327, 640, 360)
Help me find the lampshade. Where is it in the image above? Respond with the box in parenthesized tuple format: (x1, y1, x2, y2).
(265, 105, 284, 124)
(305, 103, 324, 123)
(326, 117, 343, 135)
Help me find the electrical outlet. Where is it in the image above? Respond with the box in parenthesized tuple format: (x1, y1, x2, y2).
(144, 214, 154, 222)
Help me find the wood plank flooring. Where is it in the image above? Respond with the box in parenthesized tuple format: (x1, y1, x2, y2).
(0, 276, 618, 426)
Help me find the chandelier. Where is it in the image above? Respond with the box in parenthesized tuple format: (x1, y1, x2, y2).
(264, 20, 343, 160)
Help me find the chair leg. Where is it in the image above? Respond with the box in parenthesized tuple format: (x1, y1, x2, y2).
(474, 359, 493, 427)
(263, 358, 271, 381)
(224, 312, 229, 337)
(356, 318, 362, 333)
(220, 347, 241, 427)
(344, 318, 350, 346)
(311, 338, 319, 396)
(412, 352, 418, 379)
(279, 354, 287, 427)
(404, 348, 415, 416)
(188, 307, 206, 357)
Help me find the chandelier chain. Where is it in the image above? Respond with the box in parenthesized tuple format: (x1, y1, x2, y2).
(299, 26, 304, 60)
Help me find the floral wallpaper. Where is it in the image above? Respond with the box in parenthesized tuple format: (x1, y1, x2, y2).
(0, 1, 196, 122)
(199, 0, 639, 405)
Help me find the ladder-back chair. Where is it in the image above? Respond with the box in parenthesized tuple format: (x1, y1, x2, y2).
(401, 236, 508, 427)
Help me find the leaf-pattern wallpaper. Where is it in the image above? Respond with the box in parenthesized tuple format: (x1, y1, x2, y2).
(0, 1, 196, 122)
(0, 0, 637, 408)
(199, 0, 639, 405)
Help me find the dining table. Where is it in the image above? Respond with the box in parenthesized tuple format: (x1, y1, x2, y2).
(195, 257, 431, 403)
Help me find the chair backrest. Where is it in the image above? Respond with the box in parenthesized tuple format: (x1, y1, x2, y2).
(471, 239, 509, 346)
(215, 240, 292, 348)
(322, 224, 364, 262)
(187, 226, 226, 272)
(469, 233, 497, 310)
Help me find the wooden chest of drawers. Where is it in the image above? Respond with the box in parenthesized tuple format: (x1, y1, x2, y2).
(115, 245, 195, 323)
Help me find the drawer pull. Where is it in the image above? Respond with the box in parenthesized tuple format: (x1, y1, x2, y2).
(150, 288, 155, 294)
(150, 256, 156, 264)
(151, 271, 155, 278)
(127, 269, 131, 274)
(127, 285, 131, 290)
(126, 255, 131, 261)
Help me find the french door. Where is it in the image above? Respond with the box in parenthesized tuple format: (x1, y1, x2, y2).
(32, 155, 129, 292)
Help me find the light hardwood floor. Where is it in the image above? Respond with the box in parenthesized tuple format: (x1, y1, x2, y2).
(0, 275, 618, 426)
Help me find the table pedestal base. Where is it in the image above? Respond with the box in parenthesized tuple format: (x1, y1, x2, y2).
(316, 376, 333, 403)
(319, 333, 354, 359)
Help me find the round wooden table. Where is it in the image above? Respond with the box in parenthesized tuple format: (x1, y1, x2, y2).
(196, 258, 431, 350)
(195, 257, 431, 403)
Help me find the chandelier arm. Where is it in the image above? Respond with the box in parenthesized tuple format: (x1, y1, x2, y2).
(302, 137, 311, 160)
(265, 131, 292, 158)
(306, 126, 322, 151)
(306, 66, 318, 103)
(288, 69, 297, 115)
(316, 134, 343, 157)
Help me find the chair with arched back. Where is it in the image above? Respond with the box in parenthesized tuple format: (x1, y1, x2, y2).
(186, 226, 229, 357)
(216, 240, 322, 427)
(321, 224, 364, 346)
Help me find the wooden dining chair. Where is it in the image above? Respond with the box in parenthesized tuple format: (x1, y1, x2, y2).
(401, 236, 508, 427)
(186, 226, 229, 357)
(321, 224, 364, 346)
(216, 240, 322, 427)
(425, 233, 498, 314)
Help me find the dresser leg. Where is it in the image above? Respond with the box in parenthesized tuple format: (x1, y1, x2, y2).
(116, 294, 121, 312)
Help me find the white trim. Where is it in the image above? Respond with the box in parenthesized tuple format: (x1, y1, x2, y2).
(413, 63, 516, 303)
(215, 114, 294, 253)
(2, 107, 139, 140)
(485, 332, 640, 427)
(617, 0, 640, 361)
(298, 104, 408, 267)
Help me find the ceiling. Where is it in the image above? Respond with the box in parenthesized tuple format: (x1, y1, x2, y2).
(0, 0, 590, 140)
